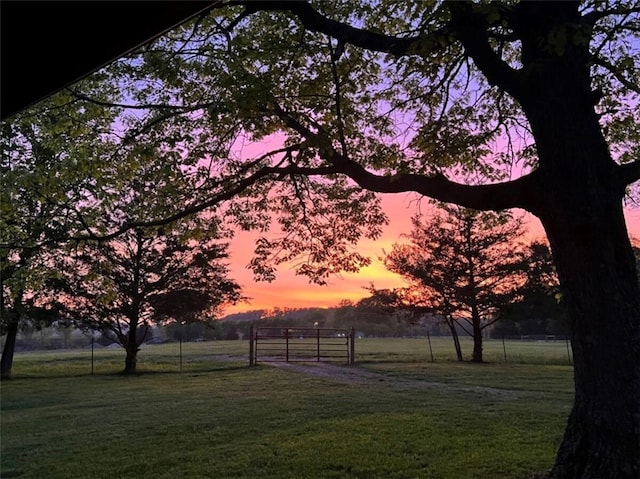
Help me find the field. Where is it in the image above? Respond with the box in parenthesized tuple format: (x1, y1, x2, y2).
(1, 337, 573, 479)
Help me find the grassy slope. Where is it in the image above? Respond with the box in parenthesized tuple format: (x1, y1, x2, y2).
(1, 338, 572, 479)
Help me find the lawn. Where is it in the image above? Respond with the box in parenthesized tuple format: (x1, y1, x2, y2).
(1, 337, 573, 479)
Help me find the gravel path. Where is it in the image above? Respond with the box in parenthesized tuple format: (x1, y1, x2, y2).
(262, 360, 520, 399)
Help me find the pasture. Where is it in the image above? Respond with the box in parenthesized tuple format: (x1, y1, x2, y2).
(1, 337, 573, 479)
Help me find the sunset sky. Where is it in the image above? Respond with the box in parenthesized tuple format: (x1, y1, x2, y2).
(224, 192, 640, 315)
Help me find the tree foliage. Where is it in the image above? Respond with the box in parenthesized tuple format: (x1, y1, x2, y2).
(48, 222, 243, 374)
(0, 88, 123, 378)
(376, 202, 528, 362)
(494, 240, 569, 337)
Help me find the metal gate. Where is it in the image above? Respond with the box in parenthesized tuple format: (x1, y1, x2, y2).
(249, 326, 355, 365)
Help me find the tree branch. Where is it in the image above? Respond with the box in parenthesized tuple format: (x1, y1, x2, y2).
(68, 88, 212, 111)
(272, 158, 537, 211)
(447, 2, 522, 98)
(226, 0, 434, 57)
(617, 160, 640, 189)
(330, 163, 538, 212)
(271, 100, 537, 211)
(75, 170, 277, 243)
(591, 57, 640, 93)
(584, 5, 640, 26)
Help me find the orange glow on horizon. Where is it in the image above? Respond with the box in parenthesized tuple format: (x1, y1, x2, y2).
(223, 193, 640, 315)
(224, 193, 416, 314)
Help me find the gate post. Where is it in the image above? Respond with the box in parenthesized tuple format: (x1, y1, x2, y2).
(349, 327, 355, 365)
(249, 324, 255, 366)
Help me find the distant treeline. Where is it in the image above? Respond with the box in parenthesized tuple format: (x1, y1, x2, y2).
(4, 298, 567, 352)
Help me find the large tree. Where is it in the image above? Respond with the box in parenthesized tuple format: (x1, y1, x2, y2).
(51, 223, 243, 374)
(380, 204, 528, 363)
(0, 88, 121, 379)
(1, 85, 241, 377)
(5, 0, 639, 476)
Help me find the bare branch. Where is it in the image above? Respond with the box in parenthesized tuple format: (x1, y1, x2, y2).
(68, 88, 216, 112)
(327, 38, 349, 158)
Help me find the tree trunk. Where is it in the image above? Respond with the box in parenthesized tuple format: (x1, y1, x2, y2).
(507, 40, 640, 475)
(523, 93, 639, 477)
(0, 312, 19, 380)
(445, 316, 463, 361)
(452, 330, 463, 362)
(541, 203, 640, 479)
(123, 345, 138, 374)
(122, 322, 139, 375)
(1, 288, 25, 380)
(471, 305, 483, 363)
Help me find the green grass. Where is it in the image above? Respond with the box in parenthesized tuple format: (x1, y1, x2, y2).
(1, 338, 573, 479)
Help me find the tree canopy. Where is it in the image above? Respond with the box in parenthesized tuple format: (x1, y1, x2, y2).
(378, 203, 528, 362)
(50, 221, 243, 374)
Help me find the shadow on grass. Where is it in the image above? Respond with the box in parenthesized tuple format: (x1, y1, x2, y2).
(4, 360, 252, 381)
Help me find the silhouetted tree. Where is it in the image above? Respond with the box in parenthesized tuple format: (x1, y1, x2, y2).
(380, 203, 528, 362)
(496, 241, 568, 337)
(52, 225, 243, 374)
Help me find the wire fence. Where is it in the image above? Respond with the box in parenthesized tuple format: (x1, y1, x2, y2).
(4, 335, 575, 378)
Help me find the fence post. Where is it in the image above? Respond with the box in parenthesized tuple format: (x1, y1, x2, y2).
(316, 327, 321, 362)
(349, 327, 355, 365)
(502, 335, 508, 363)
(179, 323, 184, 372)
(249, 324, 255, 366)
(285, 328, 289, 362)
(91, 336, 95, 375)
